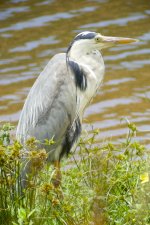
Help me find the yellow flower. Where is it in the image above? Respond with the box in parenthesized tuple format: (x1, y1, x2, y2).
(140, 172, 149, 184)
(41, 183, 54, 194)
(52, 198, 60, 206)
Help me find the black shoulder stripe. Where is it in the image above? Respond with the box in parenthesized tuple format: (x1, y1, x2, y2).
(60, 117, 82, 159)
(68, 60, 87, 91)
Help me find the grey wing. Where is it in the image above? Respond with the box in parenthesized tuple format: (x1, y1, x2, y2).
(16, 53, 77, 145)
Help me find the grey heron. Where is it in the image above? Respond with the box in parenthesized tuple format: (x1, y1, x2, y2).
(16, 31, 138, 187)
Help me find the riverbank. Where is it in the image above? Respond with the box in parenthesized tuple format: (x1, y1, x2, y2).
(0, 123, 149, 225)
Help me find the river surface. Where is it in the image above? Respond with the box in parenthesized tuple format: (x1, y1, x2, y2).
(0, 0, 150, 146)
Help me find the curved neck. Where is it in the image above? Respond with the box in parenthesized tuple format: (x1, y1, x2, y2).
(69, 49, 105, 80)
(69, 45, 92, 59)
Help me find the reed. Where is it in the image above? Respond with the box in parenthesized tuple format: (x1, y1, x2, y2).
(0, 123, 149, 225)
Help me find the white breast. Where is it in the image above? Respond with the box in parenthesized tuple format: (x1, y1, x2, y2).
(76, 50, 105, 117)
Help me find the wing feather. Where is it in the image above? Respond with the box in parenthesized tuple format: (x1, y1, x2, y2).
(16, 53, 77, 143)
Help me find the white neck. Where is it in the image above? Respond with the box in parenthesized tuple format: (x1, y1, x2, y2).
(68, 44, 105, 116)
(69, 45, 105, 81)
(69, 40, 94, 59)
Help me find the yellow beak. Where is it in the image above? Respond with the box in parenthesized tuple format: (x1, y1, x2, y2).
(101, 35, 139, 44)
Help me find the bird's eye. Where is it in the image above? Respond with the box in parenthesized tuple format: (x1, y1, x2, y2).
(95, 36, 102, 42)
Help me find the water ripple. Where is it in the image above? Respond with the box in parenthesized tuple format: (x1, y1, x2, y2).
(0, 6, 29, 21)
(104, 48, 150, 61)
(10, 36, 59, 52)
(138, 32, 150, 41)
(36, 0, 54, 6)
(80, 13, 147, 28)
(105, 77, 135, 86)
(0, 74, 34, 85)
(0, 56, 31, 65)
(86, 97, 140, 115)
(121, 59, 150, 69)
(0, 12, 74, 33)
(1, 66, 26, 73)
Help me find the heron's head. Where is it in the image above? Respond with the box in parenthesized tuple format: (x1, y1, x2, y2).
(67, 31, 138, 58)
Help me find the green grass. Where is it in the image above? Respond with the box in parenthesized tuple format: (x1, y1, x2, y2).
(0, 123, 149, 225)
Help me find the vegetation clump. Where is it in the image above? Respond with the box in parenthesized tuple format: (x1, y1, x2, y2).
(0, 123, 149, 225)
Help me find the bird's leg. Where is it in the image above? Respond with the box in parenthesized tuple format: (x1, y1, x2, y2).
(53, 161, 61, 188)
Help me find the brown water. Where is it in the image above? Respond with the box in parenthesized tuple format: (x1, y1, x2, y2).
(0, 0, 150, 145)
